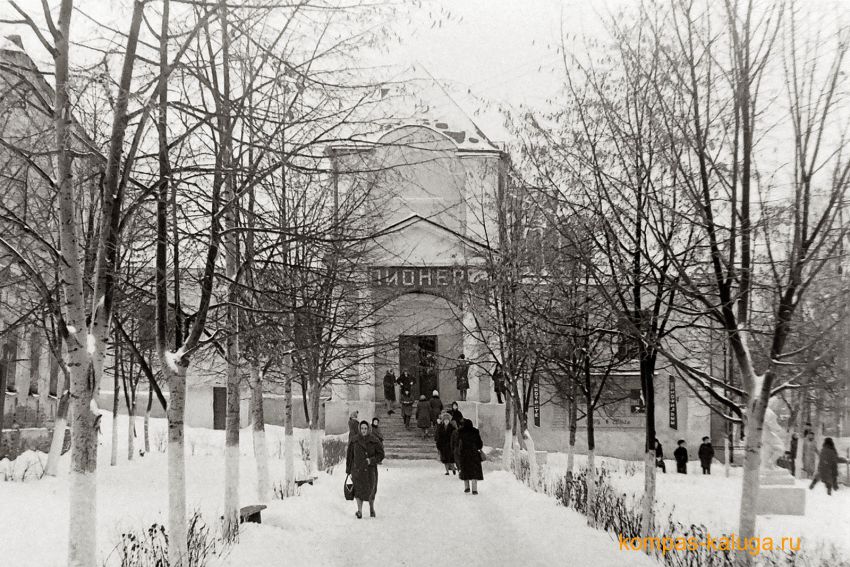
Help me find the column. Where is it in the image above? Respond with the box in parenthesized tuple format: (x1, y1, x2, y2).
(462, 306, 483, 402)
(357, 286, 375, 402)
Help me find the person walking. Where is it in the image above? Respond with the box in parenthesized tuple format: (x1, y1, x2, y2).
(674, 439, 688, 474)
(455, 354, 470, 401)
(448, 401, 464, 425)
(371, 417, 384, 444)
(435, 413, 457, 475)
(789, 432, 799, 477)
(654, 438, 666, 473)
(429, 390, 443, 427)
(456, 418, 484, 494)
(383, 369, 397, 415)
(698, 436, 715, 474)
(400, 389, 414, 429)
(345, 420, 385, 518)
(416, 394, 431, 438)
(801, 430, 818, 479)
(347, 410, 360, 444)
(492, 363, 505, 404)
(397, 371, 413, 398)
(809, 437, 846, 495)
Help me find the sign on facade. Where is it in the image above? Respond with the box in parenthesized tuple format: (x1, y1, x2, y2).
(668, 375, 678, 430)
(370, 266, 469, 289)
(533, 378, 540, 427)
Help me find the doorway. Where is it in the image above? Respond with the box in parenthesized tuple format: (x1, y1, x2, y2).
(399, 335, 438, 398)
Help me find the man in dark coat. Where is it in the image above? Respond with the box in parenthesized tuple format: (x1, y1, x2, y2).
(455, 354, 470, 401)
(435, 413, 456, 475)
(457, 419, 484, 494)
(346, 421, 385, 518)
(492, 363, 505, 404)
(674, 439, 688, 474)
(654, 438, 666, 473)
(383, 370, 397, 414)
(698, 436, 715, 474)
(400, 389, 414, 428)
(397, 371, 414, 398)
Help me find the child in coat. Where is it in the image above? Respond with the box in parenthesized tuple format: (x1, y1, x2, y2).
(674, 439, 688, 474)
(400, 390, 414, 428)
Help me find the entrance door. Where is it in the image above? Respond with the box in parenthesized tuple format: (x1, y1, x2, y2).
(399, 335, 438, 398)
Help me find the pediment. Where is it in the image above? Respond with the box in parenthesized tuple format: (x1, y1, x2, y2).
(366, 215, 488, 266)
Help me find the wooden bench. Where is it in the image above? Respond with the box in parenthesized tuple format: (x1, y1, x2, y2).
(239, 504, 267, 524)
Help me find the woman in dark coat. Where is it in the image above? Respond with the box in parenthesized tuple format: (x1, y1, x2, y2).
(448, 401, 464, 424)
(382, 370, 396, 414)
(346, 421, 385, 518)
(416, 395, 431, 438)
(810, 437, 845, 495)
(429, 390, 443, 427)
(457, 418, 484, 494)
(435, 413, 456, 475)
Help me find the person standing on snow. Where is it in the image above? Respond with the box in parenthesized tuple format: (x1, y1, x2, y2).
(654, 438, 666, 473)
(456, 418, 484, 494)
(435, 412, 457, 475)
(346, 420, 385, 518)
(698, 436, 715, 474)
(416, 394, 431, 438)
(674, 439, 688, 474)
(455, 354, 470, 401)
(429, 390, 443, 427)
(400, 389, 414, 428)
(382, 369, 397, 415)
(801, 430, 818, 479)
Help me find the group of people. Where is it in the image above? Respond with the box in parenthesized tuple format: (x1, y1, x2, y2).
(777, 428, 846, 495)
(654, 437, 716, 474)
(652, 429, 845, 496)
(434, 407, 485, 494)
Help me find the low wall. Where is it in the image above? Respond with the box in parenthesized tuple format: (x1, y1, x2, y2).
(0, 426, 70, 460)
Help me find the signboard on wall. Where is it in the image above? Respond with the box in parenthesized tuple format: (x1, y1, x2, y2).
(371, 266, 469, 289)
(668, 375, 678, 430)
(591, 373, 645, 429)
(533, 378, 540, 427)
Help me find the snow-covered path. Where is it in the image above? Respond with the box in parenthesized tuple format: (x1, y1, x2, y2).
(219, 460, 654, 567)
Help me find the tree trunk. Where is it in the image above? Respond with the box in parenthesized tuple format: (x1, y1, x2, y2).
(127, 397, 135, 462)
(586, 400, 596, 526)
(502, 389, 513, 470)
(223, 346, 240, 540)
(166, 363, 187, 567)
(738, 376, 770, 554)
(111, 364, 119, 466)
(308, 379, 322, 476)
(283, 370, 295, 490)
(144, 385, 151, 455)
(250, 364, 270, 502)
(67, 355, 98, 567)
(45, 390, 70, 476)
(639, 354, 657, 540)
(567, 379, 577, 479)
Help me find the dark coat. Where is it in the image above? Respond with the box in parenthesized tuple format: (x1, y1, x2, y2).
(383, 372, 396, 401)
(347, 418, 359, 443)
(450, 427, 461, 467)
(655, 443, 664, 460)
(455, 360, 470, 390)
(817, 445, 840, 481)
(396, 373, 414, 394)
(416, 401, 431, 428)
(457, 425, 484, 481)
(449, 408, 464, 424)
(492, 367, 505, 393)
(400, 392, 414, 417)
(674, 446, 688, 465)
(789, 435, 799, 459)
(698, 442, 715, 465)
(345, 434, 384, 501)
(435, 422, 455, 463)
(429, 397, 443, 419)
(372, 425, 384, 444)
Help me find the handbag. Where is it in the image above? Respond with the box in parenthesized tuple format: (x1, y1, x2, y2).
(479, 449, 487, 462)
(343, 474, 355, 501)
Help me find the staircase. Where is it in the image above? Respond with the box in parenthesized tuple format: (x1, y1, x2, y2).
(377, 404, 438, 461)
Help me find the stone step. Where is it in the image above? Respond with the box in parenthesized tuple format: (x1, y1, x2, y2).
(385, 451, 438, 460)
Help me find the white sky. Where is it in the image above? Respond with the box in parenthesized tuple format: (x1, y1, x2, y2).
(2, 0, 850, 143)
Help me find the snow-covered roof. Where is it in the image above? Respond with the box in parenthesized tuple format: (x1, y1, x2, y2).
(331, 77, 502, 154)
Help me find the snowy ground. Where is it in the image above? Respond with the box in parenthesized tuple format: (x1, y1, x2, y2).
(543, 453, 850, 559)
(0, 416, 653, 567)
